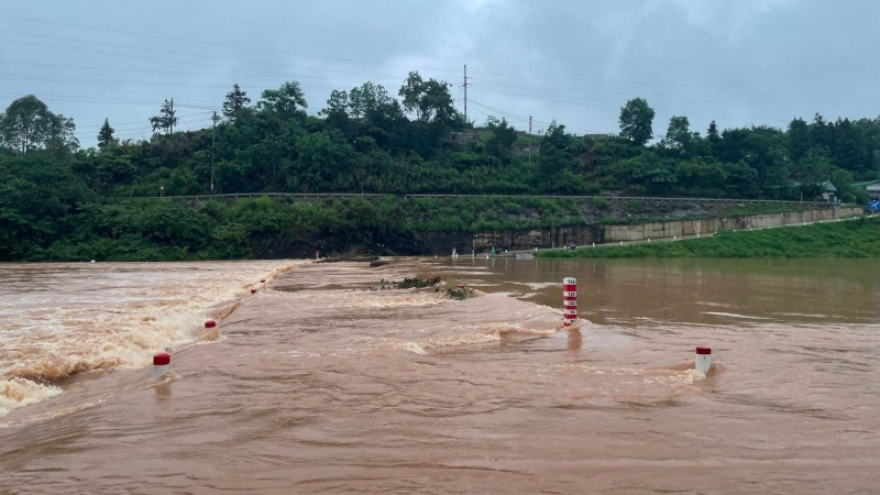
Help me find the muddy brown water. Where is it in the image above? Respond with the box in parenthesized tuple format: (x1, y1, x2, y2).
(1, 258, 879, 494)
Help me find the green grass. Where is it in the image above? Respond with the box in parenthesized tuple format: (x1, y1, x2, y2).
(538, 217, 880, 258)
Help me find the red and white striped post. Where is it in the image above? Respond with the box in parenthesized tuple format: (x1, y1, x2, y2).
(563, 277, 577, 327)
(152, 352, 172, 380)
(695, 347, 712, 376)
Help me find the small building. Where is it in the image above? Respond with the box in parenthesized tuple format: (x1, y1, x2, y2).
(819, 181, 837, 203)
(791, 180, 837, 202)
(853, 179, 880, 201)
(853, 179, 880, 212)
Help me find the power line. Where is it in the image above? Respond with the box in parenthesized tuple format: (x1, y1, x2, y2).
(9, 14, 873, 94)
(467, 99, 528, 122)
(5, 13, 879, 97)
(469, 84, 880, 104)
(0, 14, 462, 74)
(0, 31, 410, 81)
(0, 61, 402, 84)
(74, 117, 215, 135)
(75, 112, 214, 129)
(0, 92, 217, 111)
(0, 73, 357, 93)
(0, 38, 408, 85)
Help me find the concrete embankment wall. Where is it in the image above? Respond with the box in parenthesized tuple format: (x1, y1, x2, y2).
(602, 207, 863, 243)
(416, 207, 864, 255)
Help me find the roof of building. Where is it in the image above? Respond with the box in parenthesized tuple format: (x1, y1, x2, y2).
(852, 179, 880, 187)
(790, 180, 836, 191)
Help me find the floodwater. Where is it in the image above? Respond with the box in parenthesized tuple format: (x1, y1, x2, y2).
(1, 257, 879, 494)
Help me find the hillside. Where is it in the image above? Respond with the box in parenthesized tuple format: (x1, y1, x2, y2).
(2, 76, 880, 261)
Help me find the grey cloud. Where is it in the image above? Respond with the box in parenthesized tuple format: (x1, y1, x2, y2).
(1, 0, 878, 146)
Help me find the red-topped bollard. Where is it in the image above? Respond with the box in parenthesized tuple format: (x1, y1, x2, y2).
(152, 353, 171, 380)
(260, 279, 266, 283)
(563, 277, 577, 327)
(250, 289, 257, 294)
(205, 319, 216, 329)
(695, 347, 712, 376)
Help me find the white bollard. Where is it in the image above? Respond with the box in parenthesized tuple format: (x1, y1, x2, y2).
(592, 242, 595, 248)
(152, 352, 172, 380)
(620, 241, 623, 246)
(673, 236, 676, 241)
(563, 277, 577, 327)
(695, 347, 712, 376)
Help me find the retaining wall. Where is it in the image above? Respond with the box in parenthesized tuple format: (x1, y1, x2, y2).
(602, 207, 863, 243)
(415, 207, 864, 255)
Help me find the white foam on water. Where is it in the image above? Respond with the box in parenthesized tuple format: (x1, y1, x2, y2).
(0, 261, 303, 416)
(0, 379, 63, 418)
(704, 311, 773, 320)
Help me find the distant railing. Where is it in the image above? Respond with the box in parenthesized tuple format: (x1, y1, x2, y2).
(114, 192, 831, 206)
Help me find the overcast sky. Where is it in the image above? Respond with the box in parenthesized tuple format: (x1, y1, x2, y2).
(1, 0, 878, 147)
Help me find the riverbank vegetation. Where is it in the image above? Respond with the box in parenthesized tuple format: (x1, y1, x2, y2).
(2, 73, 879, 261)
(538, 217, 880, 258)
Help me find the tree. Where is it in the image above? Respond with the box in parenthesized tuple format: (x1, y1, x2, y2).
(811, 113, 832, 152)
(676, 157, 728, 193)
(47, 115, 79, 154)
(97, 118, 116, 148)
(258, 81, 307, 118)
(149, 98, 178, 135)
(662, 115, 692, 153)
(618, 97, 655, 146)
(707, 120, 720, 145)
(787, 117, 810, 163)
(222, 84, 251, 121)
(419, 79, 457, 124)
(348, 82, 391, 119)
(793, 149, 833, 199)
(399, 71, 424, 120)
(485, 116, 518, 163)
(540, 122, 578, 175)
(0, 95, 73, 154)
(321, 90, 349, 117)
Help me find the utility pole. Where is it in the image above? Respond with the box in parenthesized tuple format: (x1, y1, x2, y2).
(211, 111, 219, 192)
(463, 64, 468, 122)
(528, 115, 533, 165)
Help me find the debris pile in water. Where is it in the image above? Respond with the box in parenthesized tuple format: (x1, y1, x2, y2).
(443, 287, 475, 300)
(372, 276, 442, 291)
(396, 277, 442, 289)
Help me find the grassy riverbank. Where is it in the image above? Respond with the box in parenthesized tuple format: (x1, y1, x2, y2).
(538, 216, 880, 258)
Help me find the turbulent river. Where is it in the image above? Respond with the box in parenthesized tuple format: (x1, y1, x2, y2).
(1, 257, 879, 494)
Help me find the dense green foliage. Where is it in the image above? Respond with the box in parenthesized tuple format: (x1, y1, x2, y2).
(3, 73, 880, 261)
(0, 157, 588, 261)
(5, 75, 878, 200)
(539, 217, 880, 258)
